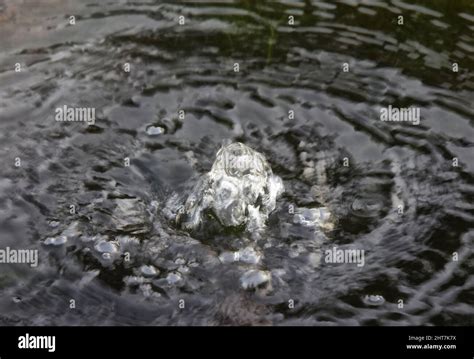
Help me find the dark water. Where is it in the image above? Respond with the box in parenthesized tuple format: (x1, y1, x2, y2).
(0, 0, 473, 325)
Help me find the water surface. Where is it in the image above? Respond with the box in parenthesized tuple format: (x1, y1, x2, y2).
(0, 0, 473, 325)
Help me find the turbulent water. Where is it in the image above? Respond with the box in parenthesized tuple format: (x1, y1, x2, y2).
(0, 0, 473, 325)
(174, 141, 285, 232)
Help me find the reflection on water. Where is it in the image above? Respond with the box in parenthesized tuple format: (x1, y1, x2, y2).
(0, 0, 473, 325)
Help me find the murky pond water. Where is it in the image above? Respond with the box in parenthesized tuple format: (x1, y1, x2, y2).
(0, 0, 473, 325)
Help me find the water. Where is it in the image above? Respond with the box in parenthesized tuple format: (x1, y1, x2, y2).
(0, 0, 473, 326)
(176, 142, 284, 232)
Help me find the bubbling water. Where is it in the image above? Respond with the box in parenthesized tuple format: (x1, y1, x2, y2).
(181, 142, 284, 232)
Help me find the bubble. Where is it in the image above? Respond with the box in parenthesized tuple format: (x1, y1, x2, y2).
(102, 252, 112, 260)
(94, 240, 118, 254)
(140, 265, 159, 277)
(362, 294, 386, 307)
(48, 220, 60, 228)
(43, 236, 67, 246)
(146, 125, 164, 136)
(166, 272, 182, 285)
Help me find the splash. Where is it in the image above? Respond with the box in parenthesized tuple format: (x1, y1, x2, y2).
(180, 142, 284, 232)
